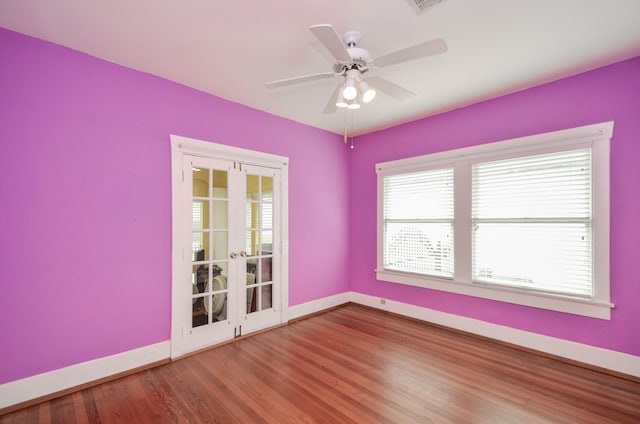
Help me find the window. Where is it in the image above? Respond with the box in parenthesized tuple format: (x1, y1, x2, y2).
(376, 122, 613, 319)
(383, 168, 454, 277)
(471, 149, 593, 297)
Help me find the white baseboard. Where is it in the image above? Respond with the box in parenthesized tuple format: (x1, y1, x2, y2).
(349, 292, 640, 378)
(0, 341, 170, 410)
(287, 292, 350, 321)
(4, 292, 638, 411)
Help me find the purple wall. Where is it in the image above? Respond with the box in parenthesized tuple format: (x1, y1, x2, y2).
(1, 26, 638, 387)
(0, 28, 350, 384)
(349, 56, 640, 357)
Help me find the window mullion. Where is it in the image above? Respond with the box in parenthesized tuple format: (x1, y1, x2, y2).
(454, 160, 472, 283)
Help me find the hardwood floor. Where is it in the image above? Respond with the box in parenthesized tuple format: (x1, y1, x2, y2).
(2, 304, 639, 423)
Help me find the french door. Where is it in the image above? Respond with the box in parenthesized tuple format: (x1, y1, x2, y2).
(170, 136, 288, 358)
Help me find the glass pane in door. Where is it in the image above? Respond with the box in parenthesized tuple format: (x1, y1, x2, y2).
(244, 172, 276, 314)
(260, 230, 273, 255)
(246, 230, 259, 256)
(192, 232, 207, 261)
(192, 165, 229, 329)
(262, 284, 273, 309)
(245, 258, 257, 314)
(261, 257, 272, 283)
(204, 269, 228, 322)
(193, 200, 210, 230)
(212, 170, 228, 192)
(193, 168, 209, 197)
(246, 174, 259, 200)
(262, 176, 273, 200)
(211, 232, 228, 261)
(212, 201, 227, 228)
(246, 202, 257, 230)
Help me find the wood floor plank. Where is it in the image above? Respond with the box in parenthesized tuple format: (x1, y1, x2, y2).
(2, 304, 639, 423)
(241, 329, 425, 423)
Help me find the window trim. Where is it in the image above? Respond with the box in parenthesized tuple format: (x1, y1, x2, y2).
(376, 122, 613, 319)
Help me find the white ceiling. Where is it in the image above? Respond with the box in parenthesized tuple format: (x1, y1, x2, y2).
(1, 0, 639, 136)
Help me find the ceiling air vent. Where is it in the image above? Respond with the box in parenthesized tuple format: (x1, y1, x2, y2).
(406, 0, 445, 14)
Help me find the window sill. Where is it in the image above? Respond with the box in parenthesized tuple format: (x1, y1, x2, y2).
(375, 269, 614, 320)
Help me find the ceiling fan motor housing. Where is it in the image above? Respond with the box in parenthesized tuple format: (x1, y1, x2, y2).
(333, 51, 370, 73)
(333, 30, 372, 74)
(346, 31, 371, 72)
(343, 30, 360, 46)
(348, 47, 371, 66)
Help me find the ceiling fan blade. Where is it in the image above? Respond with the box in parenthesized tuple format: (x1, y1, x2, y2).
(323, 85, 341, 114)
(309, 24, 352, 64)
(367, 76, 416, 101)
(373, 38, 447, 68)
(265, 72, 336, 89)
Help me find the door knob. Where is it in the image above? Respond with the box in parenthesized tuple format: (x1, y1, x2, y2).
(229, 252, 237, 259)
(240, 251, 247, 257)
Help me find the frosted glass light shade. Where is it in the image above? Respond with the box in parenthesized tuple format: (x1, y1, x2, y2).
(360, 81, 376, 103)
(343, 76, 357, 100)
(343, 85, 357, 100)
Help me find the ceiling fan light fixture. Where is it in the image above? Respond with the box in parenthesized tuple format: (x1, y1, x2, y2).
(360, 81, 376, 103)
(343, 80, 358, 100)
(267, 23, 449, 127)
(343, 69, 360, 100)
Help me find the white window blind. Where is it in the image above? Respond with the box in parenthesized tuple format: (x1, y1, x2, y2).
(471, 148, 593, 297)
(383, 168, 454, 277)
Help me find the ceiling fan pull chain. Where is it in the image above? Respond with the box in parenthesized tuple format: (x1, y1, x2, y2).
(350, 111, 355, 149)
(344, 113, 348, 144)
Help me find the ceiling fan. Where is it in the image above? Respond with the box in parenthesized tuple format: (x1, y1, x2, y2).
(265, 24, 447, 113)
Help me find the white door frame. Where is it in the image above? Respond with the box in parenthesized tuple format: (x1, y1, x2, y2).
(170, 134, 289, 359)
